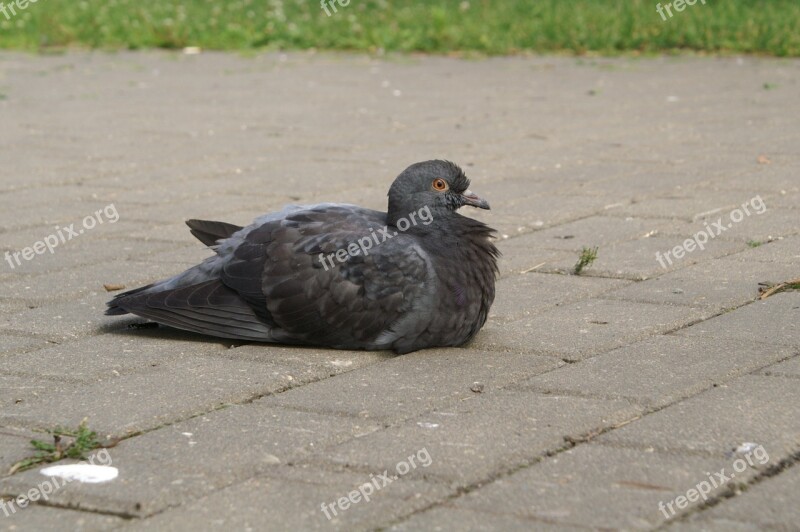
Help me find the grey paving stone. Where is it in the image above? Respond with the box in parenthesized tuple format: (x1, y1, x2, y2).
(602, 258, 800, 312)
(0, 334, 47, 356)
(124, 221, 208, 244)
(136, 244, 215, 267)
(0, 193, 120, 232)
(0, 429, 41, 476)
(490, 271, 630, 323)
(556, 168, 706, 199)
(121, 194, 270, 225)
(677, 292, 800, 348)
(216, 344, 393, 375)
(494, 237, 571, 278)
(545, 234, 747, 280)
(448, 443, 739, 530)
(89, 176, 249, 206)
(52, 219, 172, 243)
(598, 375, 800, 457)
(3, 259, 197, 302)
(0, 298, 32, 318)
(118, 464, 451, 531)
(0, 332, 228, 382)
(0, 185, 110, 211)
(484, 193, 616, 236)
(668, 518, 763, 531)
(725, 235, 800, 264)
(770, 188, 800, 210)
(758, 354, 800, 378)
(506, 215, 667, 252)
(0, 374, 70, 410)
(0, 352, 353, 436)
(262, 348, 563, 423)
(0, 212, 161, 244)
(700, 168, 800, 195)
(1, 231, 173, 277)
(390, 506, 580, 531)
(518, 336, 796, 407)
(0, 293, 129, 341)
(0, 405, 383, 518)
(659, 206, 800, 244)
(471, 298, 703, 360)
(474, 175, 577, 210)
(0, 504, 124, 531)
(616, 188, 781, 222)
(310, 390, 641, 487)
(680, 465, 800, 531)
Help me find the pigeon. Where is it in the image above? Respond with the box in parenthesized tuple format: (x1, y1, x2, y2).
(107, 160, 499, 354)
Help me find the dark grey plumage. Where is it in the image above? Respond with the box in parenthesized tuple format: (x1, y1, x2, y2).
(107, 160, 499, 354)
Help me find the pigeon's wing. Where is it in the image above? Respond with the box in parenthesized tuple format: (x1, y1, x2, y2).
(186, 219, 244, 247)
(106, 279, 277, 341)
(220, 205, 431, 349)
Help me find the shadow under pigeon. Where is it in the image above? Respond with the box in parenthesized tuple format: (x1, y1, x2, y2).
(97, 318, 241, 348)
(98, 318, 397, 359)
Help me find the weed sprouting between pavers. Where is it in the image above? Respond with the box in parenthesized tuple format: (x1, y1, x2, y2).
(8, 419, 117, 475)
(573, 246, 598, 275)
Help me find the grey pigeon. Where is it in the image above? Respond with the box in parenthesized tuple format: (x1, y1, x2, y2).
(107, 160, 499, 354)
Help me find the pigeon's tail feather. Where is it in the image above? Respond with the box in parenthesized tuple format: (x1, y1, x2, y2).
(106, 253, 229, 317)
(105, 282, 160, 315)
(105, 279, 276, 341)
(186, 219, 243, 247)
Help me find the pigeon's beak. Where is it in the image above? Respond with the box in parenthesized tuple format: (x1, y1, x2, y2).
(461, 189, 490, 210)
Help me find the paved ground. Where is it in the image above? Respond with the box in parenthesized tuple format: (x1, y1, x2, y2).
(0, 51, 798, 531)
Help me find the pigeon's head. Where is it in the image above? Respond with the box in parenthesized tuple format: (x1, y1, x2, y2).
(387, 160, 489, 226)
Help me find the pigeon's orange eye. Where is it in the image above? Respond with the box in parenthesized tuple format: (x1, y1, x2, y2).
(432, 178, 448, 191)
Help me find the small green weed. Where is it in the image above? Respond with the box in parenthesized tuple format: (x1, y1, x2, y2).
(573, 246, 598, 275)
(9, 419, 112, 475)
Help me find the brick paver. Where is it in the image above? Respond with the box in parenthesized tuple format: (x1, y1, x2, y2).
(0, 51, 798, 530)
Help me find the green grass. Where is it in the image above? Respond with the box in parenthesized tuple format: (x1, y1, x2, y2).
(573, 246, 598, 275)
(0, 0, 799, 55)
(9, 420, 108, 475)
